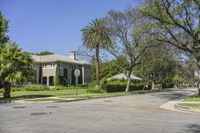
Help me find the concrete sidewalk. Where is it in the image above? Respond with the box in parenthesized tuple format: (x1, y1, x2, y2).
(160, 89, 200, 114)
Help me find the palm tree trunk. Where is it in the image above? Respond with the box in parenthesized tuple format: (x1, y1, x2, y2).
(3, 82, 11, 98)
(95, 45, 100, 88)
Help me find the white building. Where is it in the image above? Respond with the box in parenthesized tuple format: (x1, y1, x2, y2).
(32, 52, 91, 86)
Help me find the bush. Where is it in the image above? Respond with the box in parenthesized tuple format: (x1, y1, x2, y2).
(86, 88, 106, 93)
(103, 80, 144, 92)
(76, 84, 89, 88)
(11, 85, 49, 92)
(162, 83, 174, 89)
(24, 87, 48, 91)
(49, 86, 67, 90)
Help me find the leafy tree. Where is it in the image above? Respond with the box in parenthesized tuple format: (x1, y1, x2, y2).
(105, 8, 156, 92)
(54, 68, 60, 86)
(136, 44, 179, 90)
(81, 18, 112, 88)
(90, 56, 129, 81)
(37, 51, 54, 55)
(173, 75, 184, 88)
(0, 44, 33, 98)
(141, 0, 200, 95)
(0, 12, 9, 47)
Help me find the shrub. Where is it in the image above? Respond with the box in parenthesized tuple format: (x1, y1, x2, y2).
(162, 83, 174, 89)
(86, 88, 106, 93)
(11, 85, 49, 92)
(24, 87, 48, 91)
(103, 80, 144, 92)
(49, 86, 67, 90)
(76, 84, 88, 88)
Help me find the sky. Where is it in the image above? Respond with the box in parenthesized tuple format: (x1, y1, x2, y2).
(0, 0, 143, 55)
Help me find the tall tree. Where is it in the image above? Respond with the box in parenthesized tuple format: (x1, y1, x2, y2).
(136, 44, 179, 90)
(81, 19, 112, 88)
(0, 44, 33, 98)
(105, 8, 156, 92)
(37, 51, 54, 55)
(141, 0, 200, 95)
(0, 12, 9, 47)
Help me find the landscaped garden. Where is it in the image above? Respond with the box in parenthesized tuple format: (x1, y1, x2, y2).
(0, 83, 155, 102)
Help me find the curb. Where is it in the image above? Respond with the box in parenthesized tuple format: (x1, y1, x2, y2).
(174, 103, 200, 113)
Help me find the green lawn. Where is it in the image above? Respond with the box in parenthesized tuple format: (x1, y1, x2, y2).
(184, 96, 200, 102)
(0, 88, 151, 102)
(178, 103, 200, 109)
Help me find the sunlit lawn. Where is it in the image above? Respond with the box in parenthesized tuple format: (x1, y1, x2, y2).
(184, 96, 200, 102)
(0, 88, 151, 102)
(178, 103, 200, 109)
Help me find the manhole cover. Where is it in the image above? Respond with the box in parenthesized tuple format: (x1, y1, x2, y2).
(46, 106, 58, 108)
(13, 106, 26, 109)
(30, 112, 51, 116)
(103, 100, 112, 102)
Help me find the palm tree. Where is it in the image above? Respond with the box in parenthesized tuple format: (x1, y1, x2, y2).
(81, 18, 112, 88)
(0, 43, 33, 98)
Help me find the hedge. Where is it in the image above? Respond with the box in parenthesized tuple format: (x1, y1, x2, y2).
(103, 81, 145, 92)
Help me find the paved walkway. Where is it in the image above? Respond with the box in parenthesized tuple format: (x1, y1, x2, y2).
(0, 88, 200, 133)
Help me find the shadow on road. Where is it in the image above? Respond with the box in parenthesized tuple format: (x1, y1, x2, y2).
(185, 124, 200, 133)
(157, 89, 197, 101)
(0, 94, 53, 104)
(158, 93, 186, 100)
(12, 94, 53, 99)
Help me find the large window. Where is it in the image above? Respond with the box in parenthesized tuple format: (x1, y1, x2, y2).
(43, 63, 56, 68)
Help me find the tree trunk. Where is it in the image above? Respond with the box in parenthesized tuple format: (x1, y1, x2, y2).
(3, 82, 11, 98)
(125, 68, 132, 92)
(160, 76, 163, 91)
(95, 45, 100, 88)
(125, 77, 131, 92)
(151, 81, 155, 90)
(197, 61, 200, 96)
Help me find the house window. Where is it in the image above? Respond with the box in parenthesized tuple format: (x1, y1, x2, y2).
(51, 63, 56, 68)
(43, 64, 46, 68)
(60, 63, 63, 69)
(70, 65, 75, 70)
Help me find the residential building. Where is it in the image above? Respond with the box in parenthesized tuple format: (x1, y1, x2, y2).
(32, 52, 91, 86)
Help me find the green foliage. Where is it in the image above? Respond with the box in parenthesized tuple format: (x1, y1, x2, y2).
(135, 44, 181, 86)
(103, 80, 145, 92)
(49, 86, 67, 91)
(11, 85, 73, 92)
(0, 12, 9, 46)
(54, 68, 60, 86)
(173, 75, 184, 83)
(12, 86, 48, 92)
(36, 51, 54, 55)
(141, 0, 200, 62)
(81, 18, 112, 49)
(0, 43, 34, 84)
(86, 88, 106, 93)
(81, 18, 112, 86)
(91, 57, 129, 81)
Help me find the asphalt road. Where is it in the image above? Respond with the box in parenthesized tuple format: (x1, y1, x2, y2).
(0, 88, 200, 133)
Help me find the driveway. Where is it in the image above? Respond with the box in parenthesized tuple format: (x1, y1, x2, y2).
(0, 88, 200, 133)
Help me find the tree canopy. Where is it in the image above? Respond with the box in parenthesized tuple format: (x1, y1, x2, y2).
(0, 43, 33, 98)
(81, 18, 112, 87)
(36, 51, 54, 55)
(0, 12, 9, 47)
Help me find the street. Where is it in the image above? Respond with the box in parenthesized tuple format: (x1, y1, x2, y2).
(0, 88, 200, 133)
